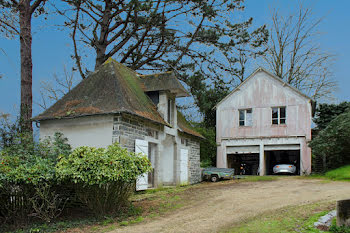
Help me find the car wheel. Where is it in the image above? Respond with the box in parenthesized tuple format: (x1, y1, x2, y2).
(211, 175, 219, 182)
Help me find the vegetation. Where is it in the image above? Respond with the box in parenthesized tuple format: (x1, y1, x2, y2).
(0, 120, 152, 229)
(223, 201, 335, 233)
(194, 126, 216, 167)
(0, 131, 72, 225)
(309, 110, 350, 171)
(314, 102, 350, 130)
(56, 144, 152, 215)
(325, 165, 350, 181)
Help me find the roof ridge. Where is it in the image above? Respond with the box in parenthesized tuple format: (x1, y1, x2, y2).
(139, 71, 173, 77)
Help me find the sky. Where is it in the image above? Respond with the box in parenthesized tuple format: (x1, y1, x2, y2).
(0, 0, 349, 119)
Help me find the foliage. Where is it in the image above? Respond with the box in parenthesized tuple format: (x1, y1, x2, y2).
(193, 126, 217, 167)
(56, 143, 151, 184)
(0, 132, 71, 186)
(0, 115, 21, 149)
(330, 224, 350, 233)
(325, 165, 350, 181)
(0, 131, 71, 224)
(314, 102, 350, 130)
(186, 71, 230, 128)
(309, 110, 350, 171)
(56, 143, 152, 215)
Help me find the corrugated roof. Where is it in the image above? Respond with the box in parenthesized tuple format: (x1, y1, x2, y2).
(140, 72, 189, 97)
(33, 59, 167, 125)
(177, 111, 204, 139)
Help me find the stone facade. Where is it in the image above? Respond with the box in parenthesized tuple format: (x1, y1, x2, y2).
(188, 139, 201, 184)
(112, 113, 161, 152)
(112, 113, 201, 186)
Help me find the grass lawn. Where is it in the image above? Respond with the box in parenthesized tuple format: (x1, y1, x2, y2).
(325, 165, 350, 181)
(296, 165, 350, 182)
(222, 201, 335, 233)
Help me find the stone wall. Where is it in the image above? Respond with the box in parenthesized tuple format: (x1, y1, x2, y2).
(188, 139, 201, 184)
(112, 113, 161, 152)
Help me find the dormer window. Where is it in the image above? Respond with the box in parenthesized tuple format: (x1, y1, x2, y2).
(167, 98, 174, 125)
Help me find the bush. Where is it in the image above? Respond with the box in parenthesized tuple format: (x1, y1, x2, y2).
(309, 110, 350, 171)
(0, 132, 71, 224)
(56, 143, 152, 215)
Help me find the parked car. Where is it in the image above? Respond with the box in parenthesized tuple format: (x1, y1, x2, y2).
(202, 168, 235, 182)
(273, 164, 296, 174)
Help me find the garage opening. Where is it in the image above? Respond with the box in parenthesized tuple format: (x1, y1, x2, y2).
(227, 153, 259, 175)
(265, 150, 300, 175)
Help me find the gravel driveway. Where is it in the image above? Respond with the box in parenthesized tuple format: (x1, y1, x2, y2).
(109, 177, 350, 233)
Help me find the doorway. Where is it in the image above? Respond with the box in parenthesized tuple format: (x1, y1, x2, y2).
(227, 153, 259, 175)
(148, 143, 157, 188)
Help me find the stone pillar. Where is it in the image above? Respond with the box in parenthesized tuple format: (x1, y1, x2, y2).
(337, 199, 350, 227)
(259, 143, 265, 176)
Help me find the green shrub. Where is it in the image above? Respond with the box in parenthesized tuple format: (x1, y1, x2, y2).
(0, 132, 71, 224)
(309, 110, 350, 171)
(56, 143, 152, 215)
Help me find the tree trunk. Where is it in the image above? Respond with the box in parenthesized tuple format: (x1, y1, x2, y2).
(94, 0, 111, 70)
(95, 46, 107, 69)
(19, 0, 33, 132)
(337, 199, 350, 227)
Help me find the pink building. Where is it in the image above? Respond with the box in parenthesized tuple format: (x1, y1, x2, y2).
(215, 68, 314, 175)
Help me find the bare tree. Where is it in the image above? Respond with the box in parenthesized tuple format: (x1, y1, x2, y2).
(37, 65, 78, 110)
(0, 0, 47, 132)
(263, 5, 337, 100)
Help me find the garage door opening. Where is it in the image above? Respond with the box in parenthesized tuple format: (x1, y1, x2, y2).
(265, 150, 300, 175)
(227, 153, 259, 175)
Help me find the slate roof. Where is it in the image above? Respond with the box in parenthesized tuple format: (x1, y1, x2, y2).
(177, 111, 204, 139)
(33, 59, 167, 125)
(140, 72, 189, 97)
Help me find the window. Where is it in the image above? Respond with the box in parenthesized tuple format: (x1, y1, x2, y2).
(239, 109, 252, 126)
(272, 107, 286, 125)
(181, 138, 189, 146)
(167, 99, 173, 124)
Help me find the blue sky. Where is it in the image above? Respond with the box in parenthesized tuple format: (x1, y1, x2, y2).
(0, 0, 349, 118)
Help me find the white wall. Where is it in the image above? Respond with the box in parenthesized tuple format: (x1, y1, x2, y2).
(39, 115, 114, 149)
(216, 70, 312, 141)
(160, 134, 175, 184)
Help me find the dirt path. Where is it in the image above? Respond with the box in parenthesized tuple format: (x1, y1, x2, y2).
(110, 178, 350, 233)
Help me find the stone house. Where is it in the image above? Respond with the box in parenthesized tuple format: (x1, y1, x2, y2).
(33, 59, 203, 190)
(215, 67, 315, 176)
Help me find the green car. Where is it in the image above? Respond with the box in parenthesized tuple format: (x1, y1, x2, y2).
(202, 167, 235, 182)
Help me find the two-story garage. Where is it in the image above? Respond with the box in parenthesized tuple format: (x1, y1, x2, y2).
(215, 67, 315, 175)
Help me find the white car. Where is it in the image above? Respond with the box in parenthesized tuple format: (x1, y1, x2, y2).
(273, 164, 296, 174)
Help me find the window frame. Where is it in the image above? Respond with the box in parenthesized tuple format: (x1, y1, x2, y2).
(239, 108, 253, 127)
(272, 106, 286, 125)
